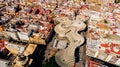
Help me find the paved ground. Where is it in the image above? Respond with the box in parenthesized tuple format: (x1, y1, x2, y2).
(75, 32, 87, 67)
(75, 44, 86, 67)
(0, 59, 9, 67)
(44, 32, 87, 67)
